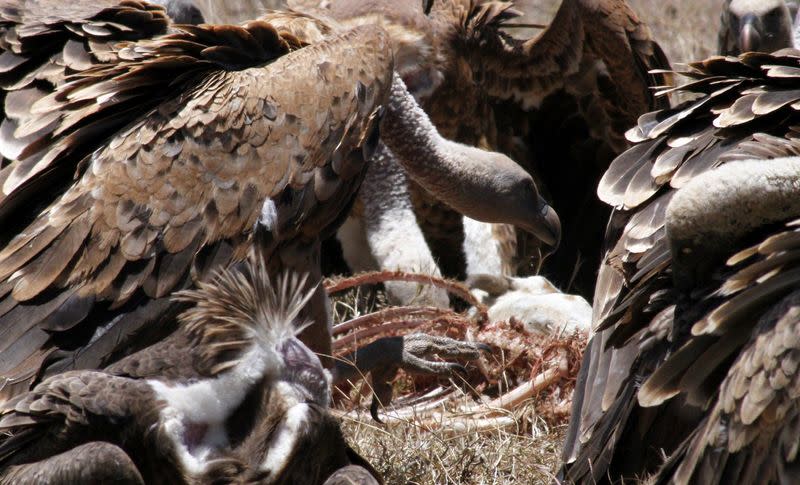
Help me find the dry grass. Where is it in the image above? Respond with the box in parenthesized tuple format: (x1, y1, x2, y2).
(327, 273, 586, 485)
(340, 409, 566, 485)
(194, 1, 725, 483)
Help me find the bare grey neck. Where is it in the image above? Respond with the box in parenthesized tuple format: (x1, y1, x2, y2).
(380, 74, 535, 225)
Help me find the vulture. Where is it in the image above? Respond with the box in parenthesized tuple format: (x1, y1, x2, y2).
(149, 0, 205, 24)
(559, 49, 800, 484)
(719, 0, 796, 55)
(0, 256, 382, 485)
(0, 0, 559, 403)
(286, 0, 671, 301)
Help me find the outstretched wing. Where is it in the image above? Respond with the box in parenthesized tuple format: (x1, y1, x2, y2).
(0, 3, 393, 400)
(561, 50, 800, 483)
(451, 0, 671, 296)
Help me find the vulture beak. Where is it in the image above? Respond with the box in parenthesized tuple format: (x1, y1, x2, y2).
(739, 14, 761, 52)
(527, 197, 561, 251)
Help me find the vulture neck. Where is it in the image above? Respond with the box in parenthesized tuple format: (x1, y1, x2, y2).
(380, 74, 517, 223)
(147, 343, 272, 476)
(666, 157, 800, 290)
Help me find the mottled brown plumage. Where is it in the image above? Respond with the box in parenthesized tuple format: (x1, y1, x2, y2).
(0, 1, 391, 398)
(560, 50, 800, 484)
(0, 0, 550, 412)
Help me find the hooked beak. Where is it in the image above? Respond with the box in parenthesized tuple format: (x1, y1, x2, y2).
(525, 197, 561, 251)
(739, 14, 761, 52)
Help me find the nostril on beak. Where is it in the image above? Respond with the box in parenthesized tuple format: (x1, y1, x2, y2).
(531, 200, 561, 251)
(522, 196, 561, 255)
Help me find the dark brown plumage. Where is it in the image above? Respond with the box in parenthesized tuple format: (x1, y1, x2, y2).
(559, 50, 800, 484)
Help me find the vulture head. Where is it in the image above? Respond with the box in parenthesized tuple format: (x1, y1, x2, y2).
(719, 0, 795, 54)
(172, 263, 369, 484)
(173, 264, 328, 407)
(381, 74, 561, 250)
(149, 0, 205, 24)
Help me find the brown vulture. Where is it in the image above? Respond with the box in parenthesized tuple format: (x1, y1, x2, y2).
(559, 49, 800, 484)
(0, 0, 559, 405)
(282, 0, 671, 301)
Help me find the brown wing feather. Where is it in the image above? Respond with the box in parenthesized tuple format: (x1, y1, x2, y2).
(467, 0, 669, 119)
(0, 0, 171, 216)
(0, 10, 394, 399)
(0, 442, 145, 485)
(650, 294, 800, 485)
(0, 370, 154, 466)
(561, 49, 800, 484)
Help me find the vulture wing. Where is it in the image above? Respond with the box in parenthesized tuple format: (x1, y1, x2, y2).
(652, 293, 800, 485)
(0, 370, 154, 466)
(288, 0, 670, 293)
(0, 2, 392, 400)
(416, 0, 669, 295)
(561, 50, 800, 483)
(456, 0, 671, 296)
(0, 0, 170, 220)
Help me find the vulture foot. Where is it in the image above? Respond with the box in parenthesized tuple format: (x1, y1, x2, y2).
(333, 333, 490, 422)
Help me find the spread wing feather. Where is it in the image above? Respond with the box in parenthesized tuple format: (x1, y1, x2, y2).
(0, 4, 393, 400)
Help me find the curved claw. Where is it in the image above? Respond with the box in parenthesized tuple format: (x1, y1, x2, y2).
(369, 365, 397, 423)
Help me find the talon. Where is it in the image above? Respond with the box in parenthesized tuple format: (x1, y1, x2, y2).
(367, 365, 397, 423)
(370, 397, 382, 423)
(333, 333, 489, 420)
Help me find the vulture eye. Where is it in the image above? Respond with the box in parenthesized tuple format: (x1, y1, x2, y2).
(423, 0, 434, 15)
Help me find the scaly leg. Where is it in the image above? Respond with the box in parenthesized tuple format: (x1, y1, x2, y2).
(333, 333, 489, 421)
